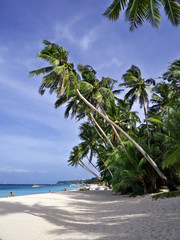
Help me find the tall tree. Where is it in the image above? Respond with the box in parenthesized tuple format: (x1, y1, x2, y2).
(103, 0, 180, 31)
(68, 145, 101, 180)
(120, 65, 155, 148)
(30, 40, 172, 189)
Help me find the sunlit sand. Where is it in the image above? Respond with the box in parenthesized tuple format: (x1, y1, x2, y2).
(0, 191, 179, 240)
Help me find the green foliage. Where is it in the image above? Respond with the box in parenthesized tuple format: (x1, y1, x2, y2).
(103, 0, 180, 30)
(105, 143, 150, 195)
(31, 40, 180, 195)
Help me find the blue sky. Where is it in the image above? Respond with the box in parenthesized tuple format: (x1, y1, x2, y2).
(0, 0, 180, 184)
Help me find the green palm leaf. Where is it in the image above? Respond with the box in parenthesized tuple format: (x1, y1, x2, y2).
(125, 0, 147, 31)
(29, 66, 53, 77)
(162, 0, 180, 26)
(163, 145, 180, 168)
(103, 0, 128, 20)
(146, 0, 162, 27)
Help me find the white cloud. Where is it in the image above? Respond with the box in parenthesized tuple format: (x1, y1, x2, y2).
(0, 167, 29, 173)
(0, 167, 47, 173)
(54, 16, 99, 50)
(96, 57, 123, 71)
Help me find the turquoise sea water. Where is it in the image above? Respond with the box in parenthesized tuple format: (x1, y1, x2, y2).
(0, 184, 79, 198)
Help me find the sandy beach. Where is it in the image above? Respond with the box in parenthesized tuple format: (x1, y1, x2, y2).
(0, 190, 179, 240)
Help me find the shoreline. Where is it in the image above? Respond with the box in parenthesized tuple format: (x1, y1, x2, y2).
(0, 190, 179, 240)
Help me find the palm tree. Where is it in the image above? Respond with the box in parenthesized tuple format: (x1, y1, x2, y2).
(105, 143, 148, 194)
(68, 145, 101, 180)
(163, 59, 180, 86)
(151, 82, 177, 115)
(30, 40, 77, 97)
(103, 0, 180, 31)
(120, 65, 155, 148)
(78, 122, 113, 176)
(30, 40, 172, 189)
(55, 64, 117, 149)
(149, 107, 180, 178)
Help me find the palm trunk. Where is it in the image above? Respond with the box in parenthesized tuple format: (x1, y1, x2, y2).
(99, 104, 128, 153)
(90, 119, 110, 149)
(90, 113, 115, 149)
(86, 155, 101, 173)
(79, 161, 101, 180)
(76, 89, 168, 184)
(143, 98, 150, 148)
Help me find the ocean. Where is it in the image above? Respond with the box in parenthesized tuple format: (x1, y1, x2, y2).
(0, 184, 79, 198)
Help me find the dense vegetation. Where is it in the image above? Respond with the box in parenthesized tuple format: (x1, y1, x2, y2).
(30, 40, 180, 195)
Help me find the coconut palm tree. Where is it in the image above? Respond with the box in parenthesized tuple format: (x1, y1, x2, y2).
(151, 82, 177, 115)
(103, 0, 180, 31)
(120, 65, 155, 148)
(148, 108, 180, 182)
(163, 59, 180, 87)
(68, 145, 101, 180)
(78, 122, 114, 176)
(105, 143, 149, 194)
(30, 40, 172, 188)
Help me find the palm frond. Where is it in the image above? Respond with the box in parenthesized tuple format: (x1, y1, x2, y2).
(125, 0, 147, 31)
(103, 0, 128, 20)
(146, 0, 162, 27)
(163, 145, 180, 168)
(36, 53, 60, 66)
(29, 66, 53, 77)
(162, 0, 180, 26)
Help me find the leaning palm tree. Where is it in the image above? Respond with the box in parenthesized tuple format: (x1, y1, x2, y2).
(55, 64, 116, 149)
(120, 65, 155, 148)
(30, 40, 173, 189)
(68, 145, 101, 180)
(103, 0, 180, 31)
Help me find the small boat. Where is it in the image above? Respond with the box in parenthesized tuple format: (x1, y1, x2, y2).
(32, 184, 40, 187)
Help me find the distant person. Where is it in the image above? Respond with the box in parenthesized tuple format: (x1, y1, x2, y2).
(49, 190, 51, 193)
(10, 192, 14, 197)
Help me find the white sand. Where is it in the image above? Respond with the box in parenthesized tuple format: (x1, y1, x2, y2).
(0, 191, 179, 240)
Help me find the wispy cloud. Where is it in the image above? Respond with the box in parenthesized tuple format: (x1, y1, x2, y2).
(0, 72, 79, 133)
(54, 16, 100, 50)
(0, 167, 47, 173)
(96, 57, 123, 71)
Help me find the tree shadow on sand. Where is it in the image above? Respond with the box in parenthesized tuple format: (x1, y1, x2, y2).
(0, 191, 179, 240)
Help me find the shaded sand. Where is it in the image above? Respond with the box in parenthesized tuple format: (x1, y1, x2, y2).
(0, 191, 179, 240)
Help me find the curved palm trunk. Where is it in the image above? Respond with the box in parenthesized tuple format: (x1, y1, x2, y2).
(99, 104, 128, 153)
(79, 161, 101, 180)
(89, 117, 114, 178)
(76, 89, 169, 185)
(143, 98, 150, 148)
(99, 105, 121, 143)
(90, 113, 115, 149)
(90, 119, 110, 149)
(86, 155, 101, 173)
